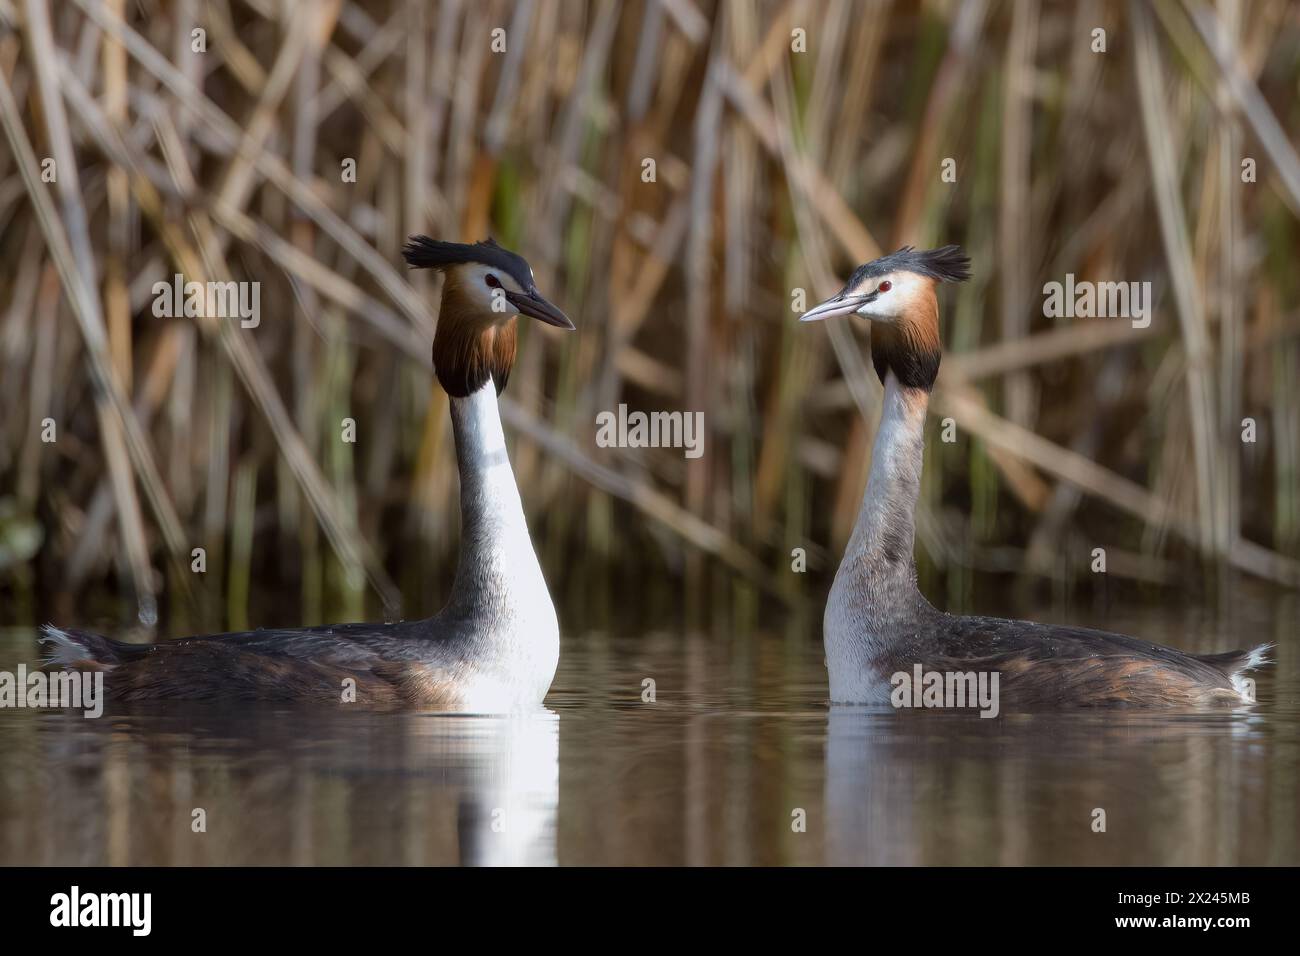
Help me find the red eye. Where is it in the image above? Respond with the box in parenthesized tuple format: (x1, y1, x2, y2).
(878, 280, 892, 292)
(484, 274, 501, 289)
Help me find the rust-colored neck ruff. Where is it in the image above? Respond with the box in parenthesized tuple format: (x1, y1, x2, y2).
(870, 283, 941, 391)
(431, 279, 518, 398)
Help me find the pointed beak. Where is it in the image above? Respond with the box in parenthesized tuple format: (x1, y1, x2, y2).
(507, 287, 575, 330)
(799, 290, 875, 323)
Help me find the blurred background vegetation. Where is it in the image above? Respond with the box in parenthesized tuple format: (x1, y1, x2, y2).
(0, 0, 1297, 636)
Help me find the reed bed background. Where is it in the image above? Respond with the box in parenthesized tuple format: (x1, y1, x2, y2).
(0, 0, 1297, 634)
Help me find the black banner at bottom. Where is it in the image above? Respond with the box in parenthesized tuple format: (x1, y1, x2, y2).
(0, 866, 1282, 940)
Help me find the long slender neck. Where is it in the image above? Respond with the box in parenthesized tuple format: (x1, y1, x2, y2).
(841, 371, 929, 603)
(441, 380, 545, 620)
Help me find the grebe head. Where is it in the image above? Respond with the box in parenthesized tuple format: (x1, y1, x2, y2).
(800, 245, 970, 391)
(403, 236, 574, 397)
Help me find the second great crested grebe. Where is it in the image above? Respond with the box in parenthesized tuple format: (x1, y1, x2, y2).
(41, 237, 574, 712)
(800, 245, 1269, 708)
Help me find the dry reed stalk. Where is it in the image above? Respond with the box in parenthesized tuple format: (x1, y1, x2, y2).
(2, 0, 1298, 630)
(1184, 3, 1300, 216)
(997, 0, 1036, 429)
(1132, 0, 1219, 559)
(2, 13, 185, 618)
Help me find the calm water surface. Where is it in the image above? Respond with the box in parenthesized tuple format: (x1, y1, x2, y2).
(1, 597, 1296, 865)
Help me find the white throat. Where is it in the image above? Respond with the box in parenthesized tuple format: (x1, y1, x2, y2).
(442, 381, 556, 646)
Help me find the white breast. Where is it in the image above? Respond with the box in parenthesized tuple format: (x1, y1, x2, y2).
(442, 382, 559, 707)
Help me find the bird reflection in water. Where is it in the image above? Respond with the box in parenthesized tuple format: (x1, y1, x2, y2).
(5, 702, 559, 866)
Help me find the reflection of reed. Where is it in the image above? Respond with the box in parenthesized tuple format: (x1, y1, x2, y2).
(1, 2, 1298, 632)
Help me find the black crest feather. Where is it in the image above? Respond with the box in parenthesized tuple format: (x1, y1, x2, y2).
(848, 245, 971, 287)
(402, 236, 535, 290)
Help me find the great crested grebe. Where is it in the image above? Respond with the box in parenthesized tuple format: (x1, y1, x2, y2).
(41, 237, 574, 712)
(800, 245, 1269, 708)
